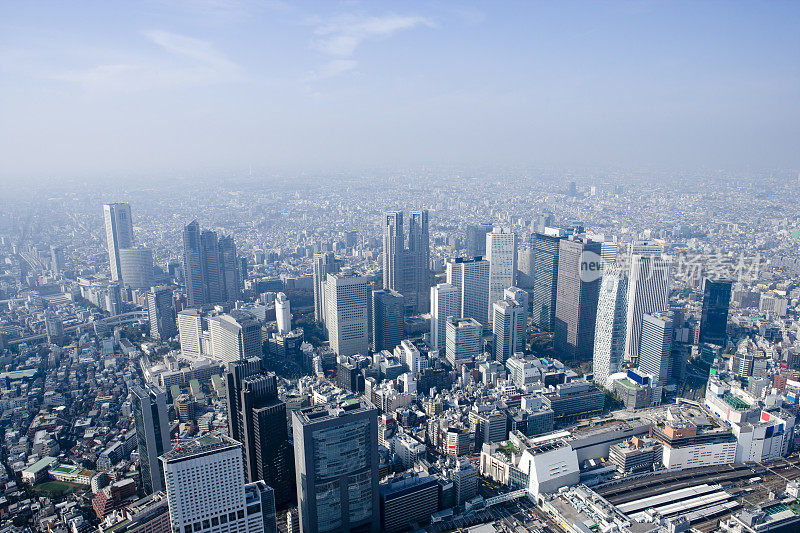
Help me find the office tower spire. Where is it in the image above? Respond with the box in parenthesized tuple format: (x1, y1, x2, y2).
(103, 203, 134, 282)
(182, 220, 240, 308)
(382, 210, 430, 315)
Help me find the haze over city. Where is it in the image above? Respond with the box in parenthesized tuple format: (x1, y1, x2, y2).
(3, 3, 800, 533)
(1, 0, 799, 182)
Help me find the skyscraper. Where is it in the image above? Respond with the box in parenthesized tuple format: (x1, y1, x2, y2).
(312, 252, 339, 324)
(209, 311, 262, 363)
(699, 278, 732, 346)
(50, 245, 65, 274)
(553, 236, 602, 361)
(131, 384, 170, 495)
(159, 434, 278, 533)
(182, 220, 240, 308)
(226, 362, 294, 509)
(639, 311, 674, 384)
(530, 230, 564, 332)
(446, 257, 490, 325)
(325, 272, 370, 356)
(293, 398, 380, 533)
(147, 285, 177, 340)
(177, 309, 203, 357)
(486, 227, 517, 320)
(119, 246, 155, 289)
(371, 289, 405, 352)
(382, 210, 430, 315)
(430, 283, 458, 352)
(445, 317, 482, 367)
(492, 291, 526, 363)
(624, 254, 671, 364)
(465, 223, 493, 258)
(593, 268, 628, 387)
(275, 292, 291, 335)
(103, 203, 134, 283)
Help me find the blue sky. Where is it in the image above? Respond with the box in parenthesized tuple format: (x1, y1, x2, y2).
(1, 0, 798, 180)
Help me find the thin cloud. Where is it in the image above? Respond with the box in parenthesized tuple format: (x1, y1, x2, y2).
(54, 30, 243, 92)
(308, 13, 434, 80)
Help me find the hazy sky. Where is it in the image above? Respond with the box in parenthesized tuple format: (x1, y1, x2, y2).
(1, 0, 798, 180)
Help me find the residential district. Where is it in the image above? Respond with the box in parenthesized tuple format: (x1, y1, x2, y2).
(1, 173, 800, 533)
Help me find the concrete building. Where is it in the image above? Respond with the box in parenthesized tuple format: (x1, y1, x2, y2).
(430, 283, 458, 352)
(147, 286, 177, 341)
(445, 317, 482, 367)
(624, 254, 671, 364)
(371, 289, 404, 352)
(486, 227, 517, 321)
(103, 203, 134, 283)
(593, 267, 628, 387)
(209, 311, 262, 364)
(119, 246, 154, 289)
(131, 384, 170, 495)
(446, 257, 490, 325)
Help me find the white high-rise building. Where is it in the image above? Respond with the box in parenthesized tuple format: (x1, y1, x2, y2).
(160, 434, 277, 533)
(593, 268, 629, 387)
(430, 283, 458, 351)
(118, 246, 154, 289)
(103, 203, 134, 283)
(209, 311, 262, 363)
(312, 252, 339, 324)
(275, 292, 291, 335)
(445, 317, 482, 367)
(492, 296, 526, 363)
(325, 272, 370, 356)
(178, 309, 203, 358)
(624, 254, 671, 364)
(446, 257, 490, 325)
(486, 228, 517, 321)
(639, 311, 674, 384)
(627, 240, 664, 257)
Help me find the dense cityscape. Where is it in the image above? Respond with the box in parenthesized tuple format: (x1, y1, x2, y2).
(1, 171, 800, 533)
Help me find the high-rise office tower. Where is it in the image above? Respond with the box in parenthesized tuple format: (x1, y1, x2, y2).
(275, 292, 291, 335)
(103, 203, 135, 283)
(182, 220, 239, 308)
(699, 278, 732, 346)
(624, 254, 671, 364)
(593, 268, 629, 387)
(382, 210, 430, 315)
(225, 363, 294, 509)
(159, 434, 278, 533)
(219, 235, 241, 302)
(131, 384, 170, 495)
(325, 272, 370, 356)
(446, 257, 490, 325)
(371, 289, 404, 352)
(293, 398, 380, 533)
(313, 252, 340, 324)
(553, 236, 602, 360)
(119, 246, 155, 289)
(492, 291, 526, 363)
(177, 309, 203, 357)
(530, 230, 564, 332)
(430, 283, 458, 352)
(627, 240, 664, 257)
(638, 311, 674, 384)
(486, 228, 517, 320)
(50, 245, 65, 274)
(445, 317, 482, 367)
(147, 285, 177, 340)
(209, 310, 262, 363)
(466, 224, 493, 258)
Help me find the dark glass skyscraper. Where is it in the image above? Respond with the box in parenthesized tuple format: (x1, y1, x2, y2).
(131, 384, 170, 495)
(699, 278, 732, 346)
(226, 359, 294, 509)
(530, 232, 564, 332)
(553, 237, 602, 361)
(371, 289, 405, 352)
